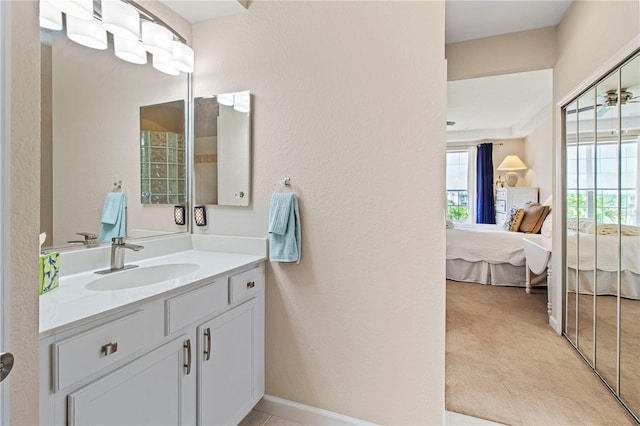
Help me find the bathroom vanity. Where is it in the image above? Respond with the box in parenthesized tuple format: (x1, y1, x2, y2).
(39, 235, 266, 425)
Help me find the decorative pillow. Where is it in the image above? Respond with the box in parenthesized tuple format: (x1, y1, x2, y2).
(519, 202, 551, 234)
(510, 208, 525, 232)
(503, 207, 523, 231)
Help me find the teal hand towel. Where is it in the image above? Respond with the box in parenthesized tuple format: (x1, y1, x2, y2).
(269, 193, 301, 263)
(99, 192, 127, 243)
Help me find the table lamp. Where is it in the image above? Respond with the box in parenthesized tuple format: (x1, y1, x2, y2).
(497, 155, 527, 187)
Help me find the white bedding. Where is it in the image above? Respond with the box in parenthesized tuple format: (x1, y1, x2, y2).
(566, 230, 640, 274)
(446, 223, 542, 266)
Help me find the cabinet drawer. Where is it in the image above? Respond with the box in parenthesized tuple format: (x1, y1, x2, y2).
(53, 310, 156, 391)
(229, 266, 263, 304)
(496, 189, 507, 201)
(165, 281, 227, 335)
(496, 200, 506, 213)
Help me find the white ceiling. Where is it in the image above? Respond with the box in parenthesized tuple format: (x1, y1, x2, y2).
(447, 69, 553, 142)
(446, 0, 573, 44)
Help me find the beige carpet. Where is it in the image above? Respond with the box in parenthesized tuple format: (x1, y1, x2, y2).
(446, 280, 636, 425)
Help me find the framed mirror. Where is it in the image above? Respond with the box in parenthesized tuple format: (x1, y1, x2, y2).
(194, 91, 251, 207)
(40, 29, 190, 249)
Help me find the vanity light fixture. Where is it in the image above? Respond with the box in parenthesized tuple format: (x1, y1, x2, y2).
(40, 0, 63, 30)
(101, 0, 140, 41)
(142, 21, 173, 58)
(66, 16, 108, 50)
(174, 205, 186, 226)
(194, 206, 207, 227)
(152, 53, 180, 76)
(48, 0, 93, 20)
(169, 41, 194, 73)
(233, 92, 250, 113)
(114, 36, 147, 64)
(217, 94, 234, 106)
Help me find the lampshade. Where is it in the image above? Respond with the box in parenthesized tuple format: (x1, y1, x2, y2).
(152, 53, 180, 75)
(101, 0, 140, 40)
(66, 16, 108, 50)
(114, 36, 147, 64)
(48, 0, 93, 20)
(497, 155, 527, 171)
(168, 41, 194, 73)
(217, 93, 234, 106)
(142, 21, 173, 57)
(39, 0, 63, 30)
(233, 92, 250, 113)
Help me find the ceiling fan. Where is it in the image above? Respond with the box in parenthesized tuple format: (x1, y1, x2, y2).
(566, 88, 640, 116)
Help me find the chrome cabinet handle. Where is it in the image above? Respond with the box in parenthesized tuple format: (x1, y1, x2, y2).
(184, 339, 192, 375)
(100, 342, 118, 357)
(247, 281, 255, 289)
(204, 328, 211, 362)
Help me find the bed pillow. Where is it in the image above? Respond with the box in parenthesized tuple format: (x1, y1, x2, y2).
(541, 214, 552, 237)
(519, 202, 550, 234)
(503, 207, 524, 232)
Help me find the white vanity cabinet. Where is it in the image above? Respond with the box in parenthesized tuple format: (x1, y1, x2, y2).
(40, 262, 265, 426)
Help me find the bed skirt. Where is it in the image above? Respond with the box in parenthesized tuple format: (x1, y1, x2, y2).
(446, 259, 528, 287)
(567, 268, 640, 300)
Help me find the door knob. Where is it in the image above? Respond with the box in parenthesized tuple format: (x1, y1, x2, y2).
(0, 352, 14, 382)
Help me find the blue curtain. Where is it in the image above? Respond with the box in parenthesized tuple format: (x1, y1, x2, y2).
(476, 143, 495, 224)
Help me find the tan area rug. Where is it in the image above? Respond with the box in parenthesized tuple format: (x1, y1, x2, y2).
(446, 280, 636, 425)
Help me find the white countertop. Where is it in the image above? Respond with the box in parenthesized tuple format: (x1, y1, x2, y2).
(40, 250, 266, 337)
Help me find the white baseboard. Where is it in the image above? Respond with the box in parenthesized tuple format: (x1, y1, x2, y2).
(549, 315, 561, 335)
(254, 395, 376, 426)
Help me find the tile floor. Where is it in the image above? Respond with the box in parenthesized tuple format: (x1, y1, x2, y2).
(239, 410, 301, 426)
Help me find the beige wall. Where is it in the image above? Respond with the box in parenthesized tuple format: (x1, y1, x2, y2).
(41, 44, 53, 243)
(523, 112, 553, 201)
(554, 0, 639, 103)
(446, 27, 557, 81)
(193, 2, 446, 423)
(8, 1, 40, 424)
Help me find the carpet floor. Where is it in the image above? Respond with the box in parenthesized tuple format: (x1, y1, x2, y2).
(445, 280, 636, 425)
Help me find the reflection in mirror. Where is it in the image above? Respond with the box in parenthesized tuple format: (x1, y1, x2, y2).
(576, 90, 596, 366)
(594, 71, 620, 389)
(194, 91, 251, 207)
(619, 52, 640, 416)
(565, 99, 578, 347)
(140, 101, 187, 205)
(40, 30, 189, 249)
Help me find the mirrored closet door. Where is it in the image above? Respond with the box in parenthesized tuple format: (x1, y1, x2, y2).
(563, 51, 640, 422)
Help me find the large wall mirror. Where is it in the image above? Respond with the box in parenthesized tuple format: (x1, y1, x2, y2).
(194, 91, 251, 207)
(563, 50, 640, 422)
(40, 29, 189, 249)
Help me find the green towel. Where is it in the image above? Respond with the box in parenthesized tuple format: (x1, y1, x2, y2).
(269, 193, 301, 263)
(39, 252, 60, 295)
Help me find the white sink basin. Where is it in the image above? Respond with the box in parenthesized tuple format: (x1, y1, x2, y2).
(86, 263, 200, 291)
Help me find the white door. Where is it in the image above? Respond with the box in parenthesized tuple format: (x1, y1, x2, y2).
(197, 300, 256, 426)
(0, 1, 14, 423)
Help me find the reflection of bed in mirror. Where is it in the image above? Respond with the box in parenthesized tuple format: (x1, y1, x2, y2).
(566, 228, 640, 300)
(446, 223, 547, 287)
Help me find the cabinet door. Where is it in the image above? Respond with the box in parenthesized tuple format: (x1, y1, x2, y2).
(67, 335, 194, 426)
(198, 299, 257, 426)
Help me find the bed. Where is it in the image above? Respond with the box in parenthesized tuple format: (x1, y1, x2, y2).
(566, 229, 640, 300)
(446, 223, 547, 287)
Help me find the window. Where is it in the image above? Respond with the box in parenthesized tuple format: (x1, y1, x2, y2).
(446, 151, 469, 222)
(566, 139, 638, 225)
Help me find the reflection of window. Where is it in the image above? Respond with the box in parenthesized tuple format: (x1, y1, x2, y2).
(566, 139, 638, 225)
(446, 151, 469, 222)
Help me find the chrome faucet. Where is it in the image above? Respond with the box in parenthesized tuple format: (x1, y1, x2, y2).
(67, 232, 99, 247)
(95, 237, 144, 275)
(110, 237, 144, 271)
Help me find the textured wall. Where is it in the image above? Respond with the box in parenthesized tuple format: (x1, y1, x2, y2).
(523, 113, 553, 201)
(446, 27, 557, 81)
(8, 1, 40, 424)
(193, 2, 446, 423)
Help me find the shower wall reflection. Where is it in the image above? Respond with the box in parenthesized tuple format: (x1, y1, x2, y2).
(563, 51, 640, 422)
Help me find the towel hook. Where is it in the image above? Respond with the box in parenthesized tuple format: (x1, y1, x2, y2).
(113, 180, 123, 192)
(281, 178, 291, 186)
